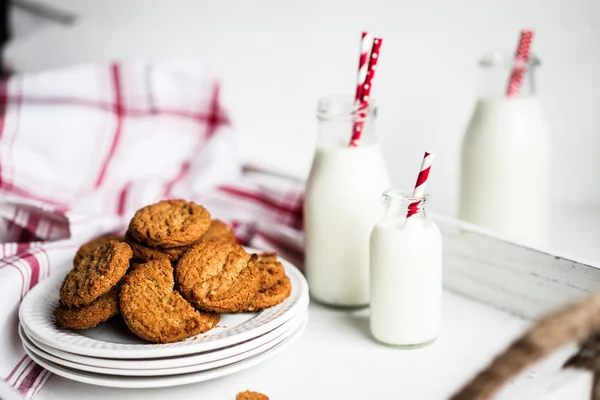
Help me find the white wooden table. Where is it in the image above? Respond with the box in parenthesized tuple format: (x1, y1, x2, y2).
(10, 216, 600, 399)
(25, 295, 577, 400)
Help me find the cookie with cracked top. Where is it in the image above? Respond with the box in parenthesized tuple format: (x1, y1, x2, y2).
(60, 240, 132, 308)
(129, 199, 211, 248)
(73, 235, 123, 267)
(120, 259, 219, 343)
(175, 241, 260, 313)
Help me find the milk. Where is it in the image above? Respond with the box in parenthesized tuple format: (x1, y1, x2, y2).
(305, 143, 391, 307)
(459, 96, 551, 246)
(369, 193, 442, 347)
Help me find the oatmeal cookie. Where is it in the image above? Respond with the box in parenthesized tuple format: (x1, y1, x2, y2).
(60, 241, 132, 308)
(201, 219, 237, 244)
(246, 275, 292, 312)
(236, 391, 269, 400)
(129, 260, 142, 270)
(120, 259, 219, 343)
(175, 241, 260, 313)
(256, 253, 285, 291)
(73, 235, 123, 267)
(125, 231, 191, 262)
(55, 286, 119, 329)
(129, 199, 211, 248)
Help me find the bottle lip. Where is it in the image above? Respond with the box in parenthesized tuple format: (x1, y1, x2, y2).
(382, 188, 429, 204)
(317, 95, 377, 120)
(479, 52, 541, 68)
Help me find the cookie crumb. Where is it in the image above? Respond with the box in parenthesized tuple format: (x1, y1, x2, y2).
(236, 390, 269, 400)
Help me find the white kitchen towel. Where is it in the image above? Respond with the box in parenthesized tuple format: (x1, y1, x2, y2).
(0, 61, 304, 399)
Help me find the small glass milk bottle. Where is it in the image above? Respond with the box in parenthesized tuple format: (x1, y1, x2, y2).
(459, 53, 552, 246)
(305, 96, 391, 308)
(369, 190, 442, 347)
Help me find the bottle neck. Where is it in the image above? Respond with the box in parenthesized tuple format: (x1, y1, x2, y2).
(317, 95, 378, 146)
(381, 189, 429, 220)
(478, 52, 540, 99)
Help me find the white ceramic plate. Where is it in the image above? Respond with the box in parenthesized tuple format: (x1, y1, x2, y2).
(20, 312, 306, 376)
(19, 253, 309, 359)
(20, 310, 305, 370)
(22, 315, 307, 388)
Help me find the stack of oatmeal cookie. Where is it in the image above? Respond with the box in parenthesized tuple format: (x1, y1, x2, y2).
(55, 199, 292, 344)
(125, 200, 237, 265)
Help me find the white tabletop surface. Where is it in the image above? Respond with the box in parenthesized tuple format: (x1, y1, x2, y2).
(32, 290, 570, 400)
(20, 204, 599, 400)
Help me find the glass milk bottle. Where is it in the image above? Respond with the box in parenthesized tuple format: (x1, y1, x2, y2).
(305, 96, 391, 307)
(369, 190, 442, 347)
(459, 53, 552, 246)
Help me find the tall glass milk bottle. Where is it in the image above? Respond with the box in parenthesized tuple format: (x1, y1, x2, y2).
(459, 53, 552, 246)
(370, 190, 442, 347)
(305, 96, 391, 307)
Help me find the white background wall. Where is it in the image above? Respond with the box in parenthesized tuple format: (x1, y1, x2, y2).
(5, 0, 600, 258)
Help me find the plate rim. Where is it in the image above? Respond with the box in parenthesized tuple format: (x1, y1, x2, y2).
(21, 311, 305, 369)
(19, 251, 309, 359)
(20, 313, 306, 376)
(20, 310, 307, 372)
(21, 316, 308, 388)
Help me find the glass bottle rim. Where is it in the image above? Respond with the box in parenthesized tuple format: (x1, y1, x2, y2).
(382, 188, 429, 205)
(317, 95, 377, 121)
(479, 51, 541, 68)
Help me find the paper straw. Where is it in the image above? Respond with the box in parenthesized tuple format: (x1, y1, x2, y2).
(349, 37, 383, 147)
(355, 32, 373, 103)
(407, 152, 434, 218)
(506, 29, 535, 97)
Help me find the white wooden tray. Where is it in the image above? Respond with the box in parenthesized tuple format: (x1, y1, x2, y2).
(437, 214, 597, 399)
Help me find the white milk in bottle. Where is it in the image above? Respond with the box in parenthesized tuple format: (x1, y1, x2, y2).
(459, 53, 551, 246)
(370, 190, 442, 347)
(305, 96, 391, 307)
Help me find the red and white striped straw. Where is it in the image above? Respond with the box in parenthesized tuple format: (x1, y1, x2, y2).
(355, 32, 373, 103)
(349, 36, 383, 147)
(506, 29, 535, 98)
(407, 152, 434, 218)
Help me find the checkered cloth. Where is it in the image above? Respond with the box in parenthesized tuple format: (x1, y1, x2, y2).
(0, 61, 304, 399)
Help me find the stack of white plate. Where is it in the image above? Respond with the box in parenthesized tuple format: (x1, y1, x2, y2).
(18, 253, 309, 388)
